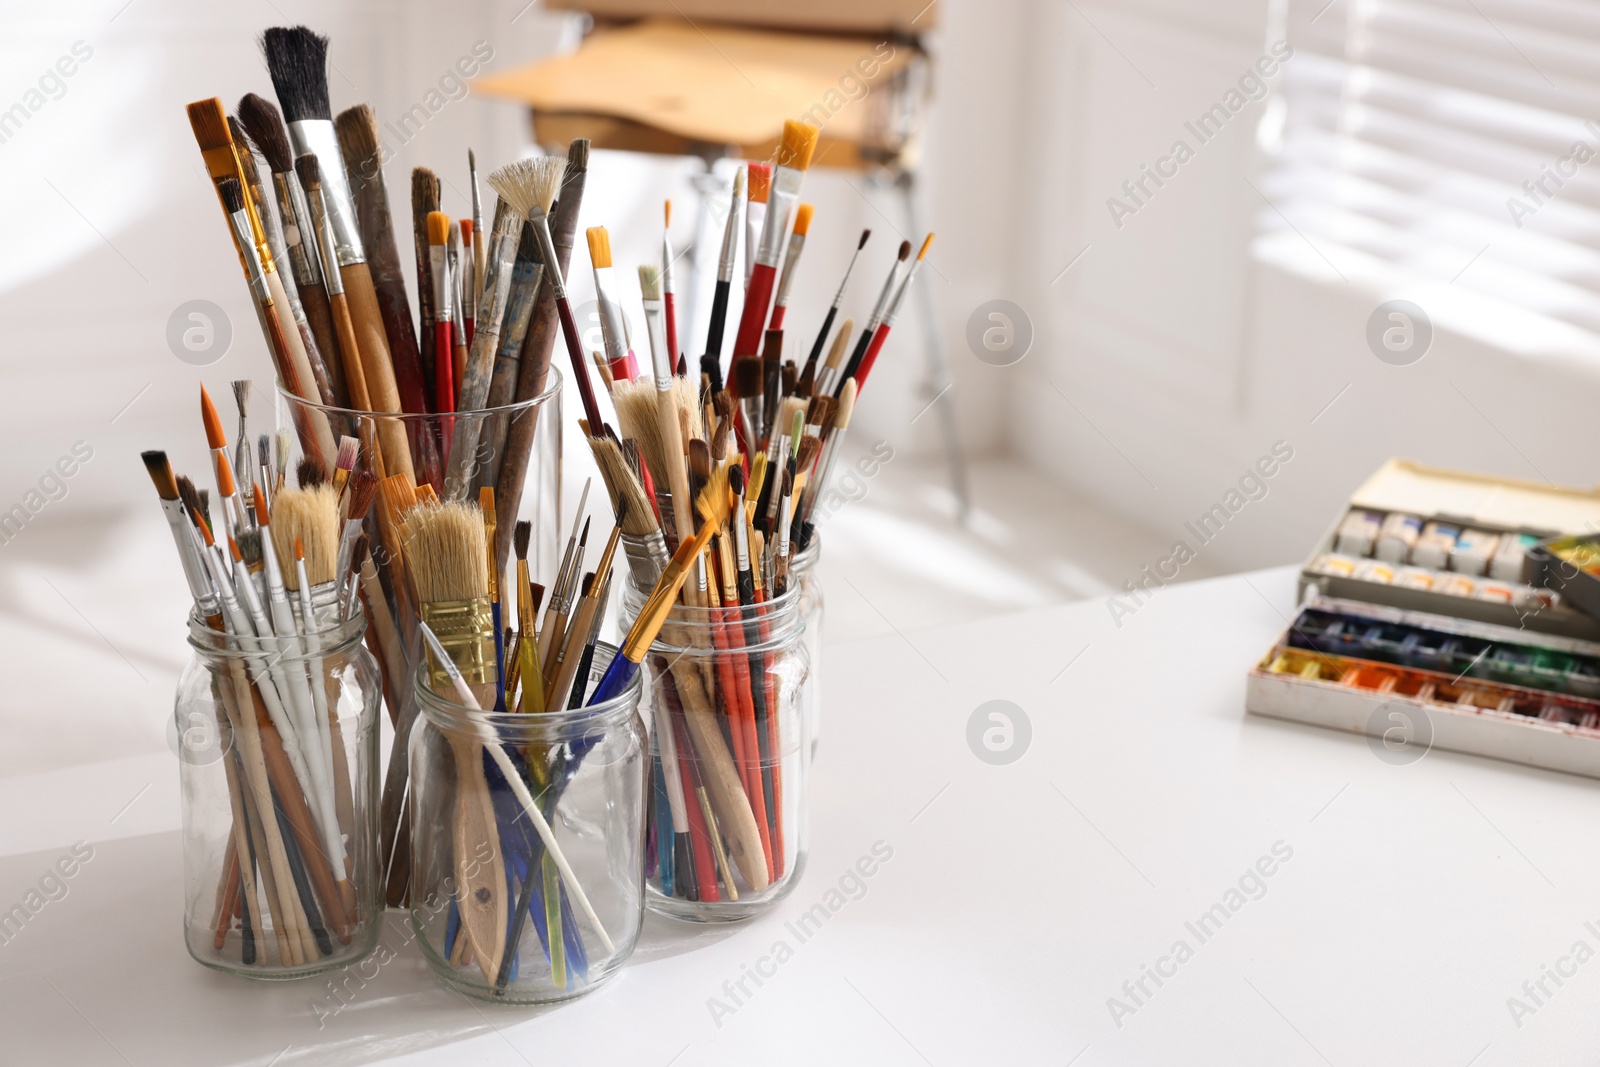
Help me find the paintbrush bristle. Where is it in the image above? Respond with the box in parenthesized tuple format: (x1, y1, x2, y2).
(274, 428, 292, 476)
(236, 93, 293, 173)
(141, 451, 179, 500)
(199, 385, 227, 448)
(426, 210, 449, 247)
(793, 203, 814, 236)
(379, 474, 418, 525)
(198, 489, 212, 527)
(218, 176, 245, 214)
(834, 378, 857, 429)
(588, 435, 659, 538)
(777, 120, 819, 171)
(664, 199, 671, 228)
(294, 153, 322, 192)
(586, 226, 611, 269)
(729, 461, 746, 499)
(262, 26, 331, 124)
(857, 229, 871, 250)
(513, 519, 531, 560)
(253, 483, 269, 521)
(333, 105, 381, 167)
(695, 462, 732, 530)
(488, 156, 565, 220)
(638, 263, 662, 302)
(271, 484, 340, 587)
(611, 380, 671, 496)
(185, 97, 232, 152)
(236, 529, 262, 569)
(403, 502, 489, 604)
(897, 239, 912, 262)
(297, 456, 325, 489)
(747, 163, 770, 203)
(825, 319, 854, 370)
(345, 468, 377, 520)
(918, 233, 936, 259)
(176, 475, 202, 521)
(231, 379, 251, 417)
(795, 435, 820, 473)
(732, 357, 763, 400)
(688, 438, 711, 482)
(335, 436, 359, 473)
(807, 395, 835, 428)
(566, 138, 589, 170)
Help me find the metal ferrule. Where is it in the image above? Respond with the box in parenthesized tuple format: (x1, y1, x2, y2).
(594, 269, 628, 363)
(773, 232, 806, 308)
(276, 172, 322, 288)
(777, 494, 792, 559)
(866, 264, 902, 332)
(304, 182, 345, 298)
(642, 297, 670, 388)
(161, 498, 215, 606)
(717, 187, 742, 284)
(430, 245, 451, 323)
(883, 261, 925, 327)
(756, 167, 803, 267)
(420, 597, 497, 688)
(286, 120, 365, 266)
(733, 496, 751, 571)
(530, 211, 569, 300)
(228, 209, 272, 304)
(661, 235, 675, 293)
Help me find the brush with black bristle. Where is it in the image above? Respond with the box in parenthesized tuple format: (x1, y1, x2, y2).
(298, 457, 326, 490)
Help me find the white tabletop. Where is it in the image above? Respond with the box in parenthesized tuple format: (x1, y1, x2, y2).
(5, 565, 1600, 1065)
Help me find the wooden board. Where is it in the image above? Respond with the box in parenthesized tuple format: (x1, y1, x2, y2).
(472, 18, 912, 149)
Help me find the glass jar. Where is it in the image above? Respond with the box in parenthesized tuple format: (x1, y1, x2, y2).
(790, 534, 822, 756)
(408, 642, 647, 1003)
(176, 613, 383, 979)
(281, 373, 563, 908)
(622, 581, 811, 922)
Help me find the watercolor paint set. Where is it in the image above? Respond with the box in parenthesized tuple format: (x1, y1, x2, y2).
(1293, 459, 1600, 641)
(1247, 460, 1600, 777)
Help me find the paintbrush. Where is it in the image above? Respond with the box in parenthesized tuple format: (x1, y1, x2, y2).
(142, 452, 218, 616)
(469, 148, 487, 323)
(805, 228, 869, 386)
(495, 140, 591, 577)
(731, 123, 819, 359)
(815, 316, 854, 398)
(295, 153, 375, 420)
(662, 200, 679, 370)
(331, 435, 358, 498)
(459, 218, 477, 348)
(702, 166, 744, 389)
(238, 93, 347, 407)
(767, 203, 813, 332)
(640, 264, 699, 573)
(799, 377, 856, 547)
(233, 115, 340, 411)
(427, 211, 455, 423)
(855, 232, 936, 390)
(263, 26, 414, 483)
(510, 520, 546, 713)
(547, 516, 623, 711)
(836, 240, 910, 394)
(412, 167, 442, 405)
(587, 226, 636, 383)
(744, 163, 769, 291)
(479, 486, 505, 711)
(336, 105, 435, 430)
(449, 221, 469, 403)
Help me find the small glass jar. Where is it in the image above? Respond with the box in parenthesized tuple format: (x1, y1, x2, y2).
(176, 613, 383, 979)
(408, 643, 647, 1003)
(622, 581, 811, 922)
(790, 534, 823, 756)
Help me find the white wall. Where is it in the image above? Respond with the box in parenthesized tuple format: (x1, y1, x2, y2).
(1004, 0, 1600, 577)
(0, 0, 1025, 533)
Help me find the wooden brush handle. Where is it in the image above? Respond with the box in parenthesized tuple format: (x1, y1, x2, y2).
(449, 735, 507, 984)
(340, 261, 416, 484)
(297, 279, 348, 407)
(546, 595, 599, 711)
(327, 291, 373, 411)
(255, 694, 354, 943)
(665, 656, 768, 891)
(266, 272, 337, 463)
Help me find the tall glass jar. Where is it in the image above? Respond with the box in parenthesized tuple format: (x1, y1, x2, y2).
(622, 581, 811, 922)
(408, 643, 648, 1003)
(176, 613, 383, 978)
(281, 373, 563, 908)
(790, 535, 822, 756)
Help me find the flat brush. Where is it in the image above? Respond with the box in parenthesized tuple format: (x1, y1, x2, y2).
(264, 26, 413, 484)
(587, 226, 636, 383)
(731, 123, 819, 359)
(767, 202, 813, 332)
(142, 451, 217, 614)
(837, 240, 910, 396)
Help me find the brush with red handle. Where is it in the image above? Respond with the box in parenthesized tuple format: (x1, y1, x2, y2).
(855, 233, 935, 391)
(730, 122, 819, 360)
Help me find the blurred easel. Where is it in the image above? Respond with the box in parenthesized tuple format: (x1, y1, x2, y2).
(474, 0, 969, 516)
